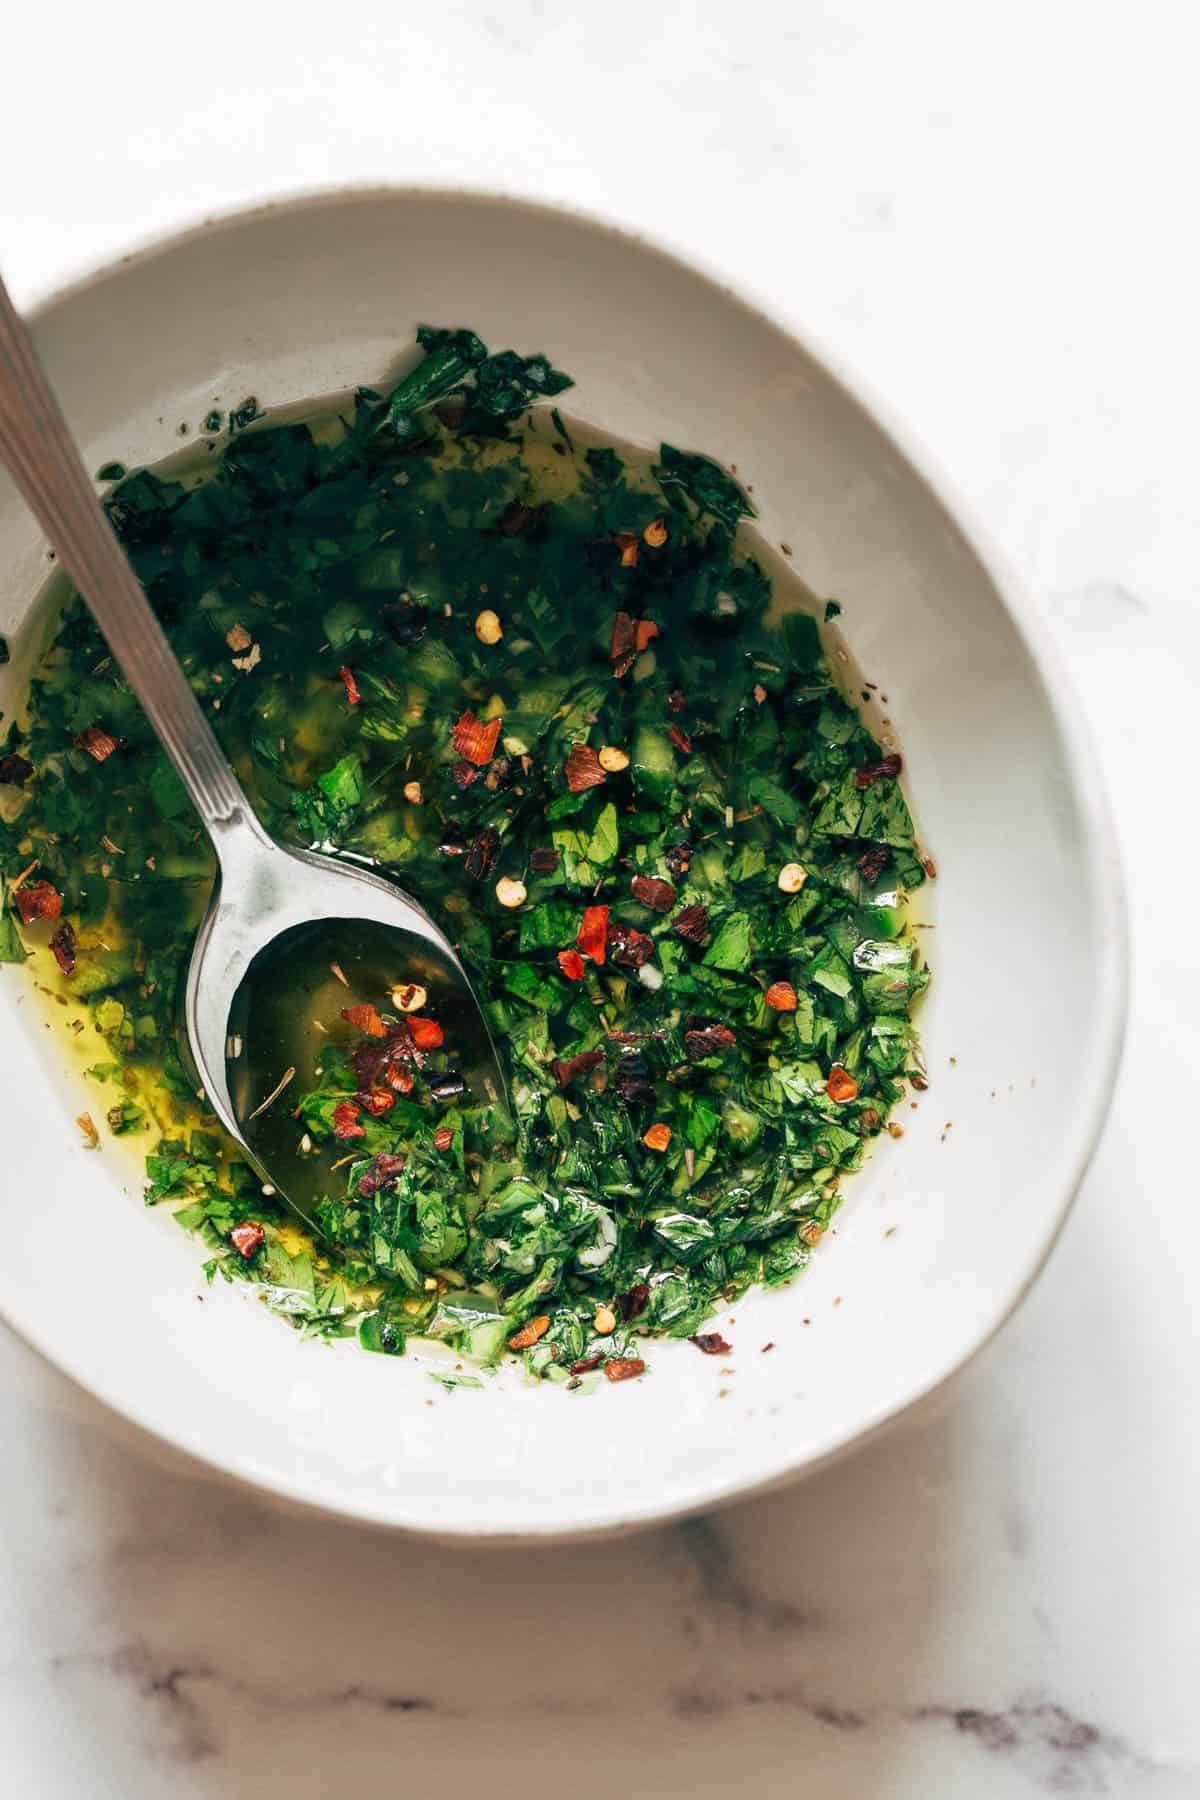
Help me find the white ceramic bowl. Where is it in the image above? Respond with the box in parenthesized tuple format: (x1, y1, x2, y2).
(0, 190, 1126, 1540)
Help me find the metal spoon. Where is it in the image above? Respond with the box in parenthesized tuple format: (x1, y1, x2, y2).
(0, 271, 506, 1231)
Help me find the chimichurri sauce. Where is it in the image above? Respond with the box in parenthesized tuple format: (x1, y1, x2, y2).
(0, 326, 931, 1386)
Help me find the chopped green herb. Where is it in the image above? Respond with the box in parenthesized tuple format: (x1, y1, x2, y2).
(0, 882, 27, 963)
(4, 321, 929, 1384)
(653, 445, 755, 535)
(228, 397, 264, 432)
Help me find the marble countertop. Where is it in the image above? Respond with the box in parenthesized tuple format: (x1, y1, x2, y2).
(2, 4, 1197, 1794)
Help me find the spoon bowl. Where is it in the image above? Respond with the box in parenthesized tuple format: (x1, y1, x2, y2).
(187, 819, 505, 1231)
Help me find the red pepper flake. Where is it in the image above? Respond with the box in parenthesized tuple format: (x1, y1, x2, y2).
(14, 879, 62, 925)
(630, 874, 676, 912)
(635, 618, 659, 651)
(358, 1086, 396, 1117)
(854, 752, 902, 790)
(74, 726, 118, 763)
(407, 1016, 444, 1051)
(690, 1332, 732, 1355)
(667, 688, 687, 713)
(827, 1064, 859, 1104)
(357, 1152, 407, 1198)
(669, 726, 693, 755)
(382, 598, 430, 646)
(465, 826, 502, 882)
(332, 1099, 366, 1140)
(607, 921, 655, 970)
(338, 665, 361, 706)
(452, 710, 502, 766)
(341, 1002, 385, 1038)
(643, 1122, 672, 1152)
(614, 1054, 656, 1107)
(570, 1352, 606, 1375)
(49, 923, 77, 975)
(610, 609, 638, 676)
(0, 752, 33, 786)
(604, 1357, 646, 1383)
(565, 743, 606, 793)
(614, 532, 639, 568)
(684, 1021, 736, 1060)
(530, 846, 559, 874)
(617, 1282, 650, 1322)
(672, 903, 710, 945)
(352, 1020, 417, 1091)
(557, 948, 587, 981)
(230, 1221, 265, 1260)
(508, 1314, 551, 1350)
(433, 1125, 455, 1152)
(664, 841, 693, 881)
(764, 981, 798, 1012)
(577, 903, 609, 965)
(551, 1047, 604, 1089)
(857, 843, 892, 885)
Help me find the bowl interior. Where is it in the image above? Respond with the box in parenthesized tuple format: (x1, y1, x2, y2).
(0, 191, 1124, 1537)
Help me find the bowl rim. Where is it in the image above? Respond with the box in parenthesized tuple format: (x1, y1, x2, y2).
(1, 182, 1130, 1540)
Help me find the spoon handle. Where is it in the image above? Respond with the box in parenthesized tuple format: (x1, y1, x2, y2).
(0, 270, 257, 840)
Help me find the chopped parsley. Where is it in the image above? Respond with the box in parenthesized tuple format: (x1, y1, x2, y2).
(0, 324, 930, 1383)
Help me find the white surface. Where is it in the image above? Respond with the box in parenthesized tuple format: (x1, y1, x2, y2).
(0, 0, 1196, 1793)
(0, 188, 1124, 1539)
